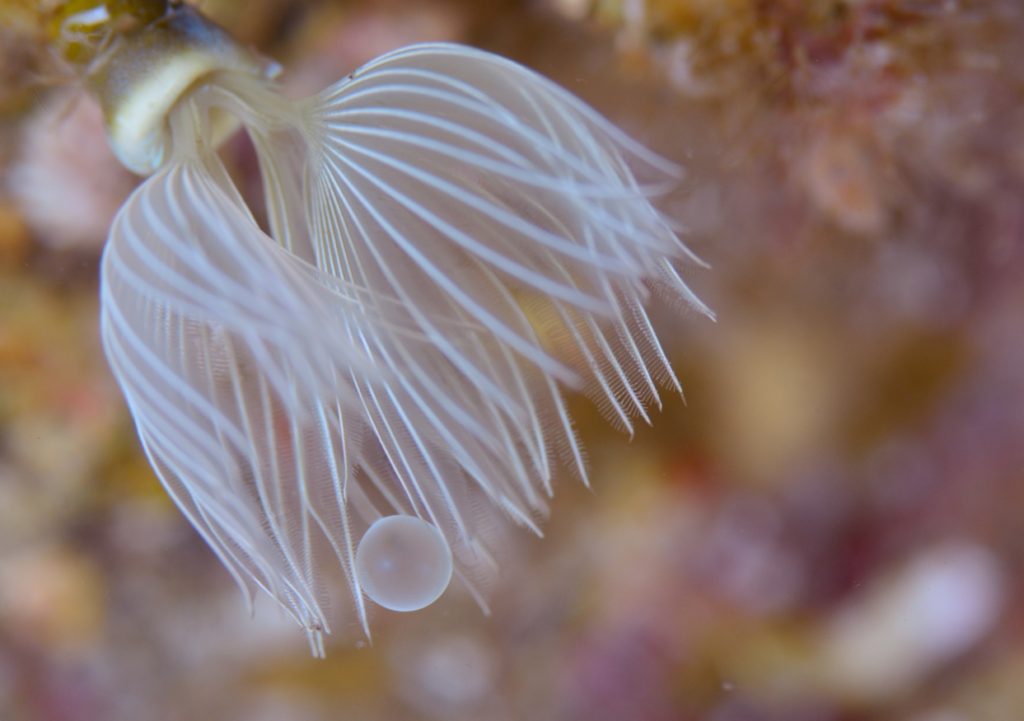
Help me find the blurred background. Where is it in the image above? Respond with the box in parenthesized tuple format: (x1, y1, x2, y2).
(0, 1, 1023, 719)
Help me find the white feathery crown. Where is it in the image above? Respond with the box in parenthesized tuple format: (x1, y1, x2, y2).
(98, 38, 712, 656)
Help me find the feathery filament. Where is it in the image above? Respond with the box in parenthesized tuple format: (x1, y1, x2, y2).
(81, 2, 711, 654)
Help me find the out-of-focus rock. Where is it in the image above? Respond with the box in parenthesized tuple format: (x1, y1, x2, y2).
(392, 633, 497, 718)
(818, 543, 1005, 703)
(7, 92, 136, 251)
(800, 127, 888, 236)
(0, 544, 105, 651)
(709, 318, 845, 486)
(0, 200, 29, 268)
(284, 2, 469, 97)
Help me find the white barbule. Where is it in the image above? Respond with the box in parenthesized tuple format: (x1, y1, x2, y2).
(99, 40, 711, 655)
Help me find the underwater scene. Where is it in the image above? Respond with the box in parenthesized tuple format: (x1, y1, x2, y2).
(0, 1, 1022, 720)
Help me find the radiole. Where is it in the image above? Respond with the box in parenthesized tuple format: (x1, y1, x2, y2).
(39, 0, 711, 656)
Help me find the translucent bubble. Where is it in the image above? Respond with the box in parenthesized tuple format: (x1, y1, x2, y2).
(355, 515, 453, 612)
